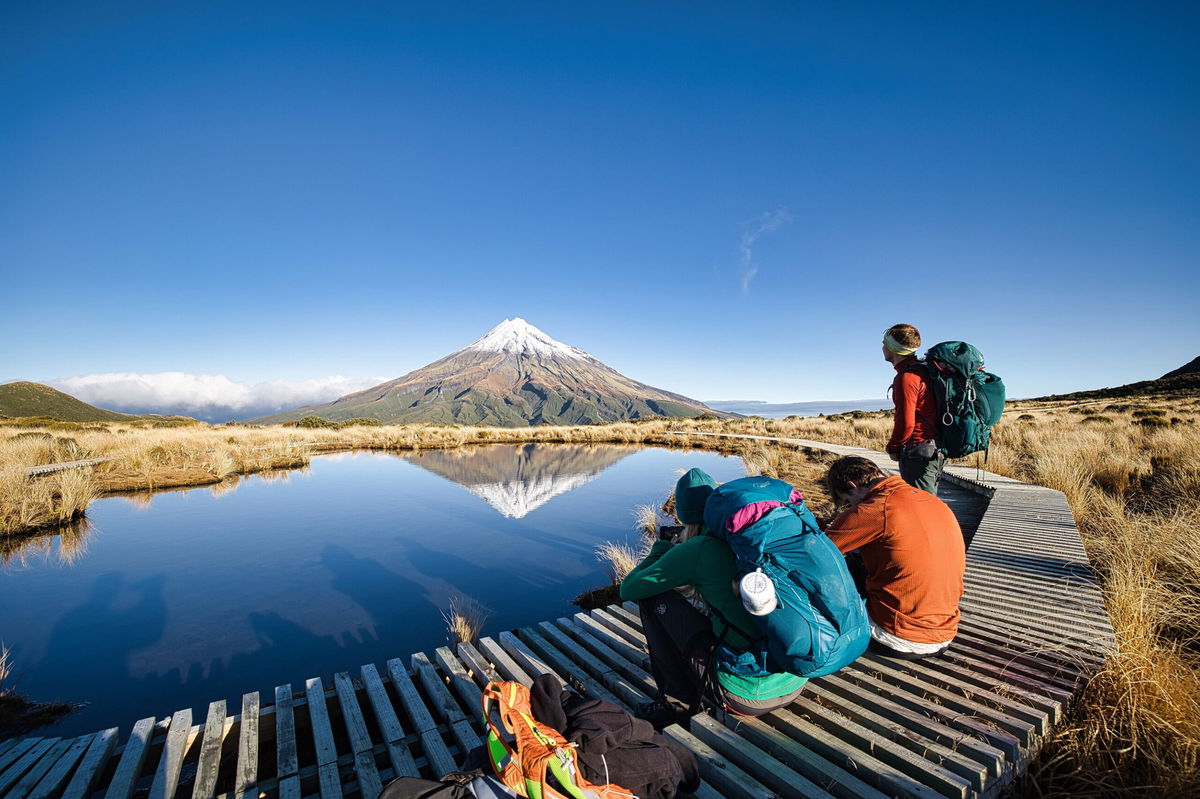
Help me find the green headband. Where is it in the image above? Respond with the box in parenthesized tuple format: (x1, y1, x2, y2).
(883, 332, 916, 356)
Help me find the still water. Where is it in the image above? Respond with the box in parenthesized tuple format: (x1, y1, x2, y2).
(1, 445, 744, 736)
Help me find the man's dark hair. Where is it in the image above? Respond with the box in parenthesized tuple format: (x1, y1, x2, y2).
(885, 323, 921, 350)
(826, 456, 885, 497)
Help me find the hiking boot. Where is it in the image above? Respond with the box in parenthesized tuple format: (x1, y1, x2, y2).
(634, 699, 689, 730)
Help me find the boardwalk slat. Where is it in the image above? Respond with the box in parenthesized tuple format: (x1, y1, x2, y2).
(516, 628, 629, 709)
(278, 776, 301, 799)
(317, 763, 343, 799)
(149, 708, 193, 799)
(105, 717, 155, 799)
(411, 653, 482, 761)
(0, 739, 40, 775)
(719, 713, 891, 799)
(537, 621, 651, 708)
(8, 738, 74, 799)
(234, 692, 259, 799)
(386, 659, 458, 778)
(305, 678, 339, 767)
(455, 642, 503, 687)
(274, 685, 298, 779)
(360, 663, 421, 779)
(191, 701, 227, 799)
(496, 631, 563, 685)
(765, 708, 952, 799)
(410, 652, 470, 724)
(476, 636, 532, 686)
(433, 647, 485, 722)
(61, 728, 119, 799)
(573, 612, 650, 669)
(688, 714, 836, 799)
(661, 724, 776, 799)
(0, 738, 60, 796)
(333, 673, 383, 799)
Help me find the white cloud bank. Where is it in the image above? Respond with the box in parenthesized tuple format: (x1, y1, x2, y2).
(51, 372, 389, 422)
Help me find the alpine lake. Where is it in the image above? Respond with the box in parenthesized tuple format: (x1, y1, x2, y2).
(1, 444, 746, 737)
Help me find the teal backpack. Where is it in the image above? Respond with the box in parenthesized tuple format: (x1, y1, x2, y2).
(703, 477, 869, 679)
(922, 341, 1006, 459)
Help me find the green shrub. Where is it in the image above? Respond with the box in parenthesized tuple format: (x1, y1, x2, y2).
(295, 415, 337, 429)
(1018, 414, 1036, 422)
(1134, 416, 1170, 429)
(337, 417, 381, 427)
(1082, 415, 1114, 424)
(1132, 409, 1166, 419)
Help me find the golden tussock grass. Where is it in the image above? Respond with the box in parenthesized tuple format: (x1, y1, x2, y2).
(442, 596, 491, 646)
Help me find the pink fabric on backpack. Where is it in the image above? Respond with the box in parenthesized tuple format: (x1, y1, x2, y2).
(726, 501, 783, 534)
(726, 490, 806, 534)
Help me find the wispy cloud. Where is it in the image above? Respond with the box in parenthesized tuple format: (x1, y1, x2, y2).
(739, 208, 792, 294)
(50, 372, 388, 422)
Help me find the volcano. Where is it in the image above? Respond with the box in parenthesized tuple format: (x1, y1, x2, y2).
(255, 318, 728, 426)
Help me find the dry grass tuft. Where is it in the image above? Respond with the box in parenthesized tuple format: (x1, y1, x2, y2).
(442, 596, 491, 646)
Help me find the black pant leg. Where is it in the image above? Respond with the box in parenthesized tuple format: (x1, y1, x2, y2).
(636, 592, 715, 707)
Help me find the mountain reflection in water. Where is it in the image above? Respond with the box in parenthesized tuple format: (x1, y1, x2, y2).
(402, 443, 638, 518)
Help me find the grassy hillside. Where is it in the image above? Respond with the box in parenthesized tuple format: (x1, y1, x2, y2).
(0, 382, 137, 422)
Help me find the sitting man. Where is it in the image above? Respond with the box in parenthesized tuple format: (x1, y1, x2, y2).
(824, 455, 965, 659)
(618, 468, 806, 728)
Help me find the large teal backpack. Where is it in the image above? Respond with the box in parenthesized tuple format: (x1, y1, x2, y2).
(923, 341, 1006, 459)
(703, 477, 869, 679)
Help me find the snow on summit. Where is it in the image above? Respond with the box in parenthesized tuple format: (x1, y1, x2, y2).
(464, 318, 590, 360)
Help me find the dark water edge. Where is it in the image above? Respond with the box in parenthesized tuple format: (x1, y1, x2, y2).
(0, 445, 745, 738)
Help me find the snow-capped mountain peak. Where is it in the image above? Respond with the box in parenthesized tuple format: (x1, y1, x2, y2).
(464, 318, 590, 360)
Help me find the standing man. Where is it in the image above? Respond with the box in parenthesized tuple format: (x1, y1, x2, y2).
(824, 456, 965, 659)
(883, 323, 943, 494)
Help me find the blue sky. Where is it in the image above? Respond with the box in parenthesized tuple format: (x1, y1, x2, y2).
(2, 1, 1197, 414)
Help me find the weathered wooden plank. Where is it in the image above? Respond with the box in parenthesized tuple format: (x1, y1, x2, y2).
(455, 642, 503, 687)
(476, 636, 533, 686)
(516, 627, 629, 709)
(60, 728, 119, 799)
(789, 694, 973, 799)
(555, 617, 658, 697)
(191, 701, 227, 799)
(0, 738, 59, 796)
(433, 647, 486, 722)
(305, 677, 339, 767)
(105, 717, 155, 799)
(688, 714, 836, 799)
(360, 663, 421, 780)
(317, 763, 343, 799)
(765, 708, 952, 799)
(496, 631, 563, 685)
(278, 775, 301, 799)
(333, 672, 374, 754)
(0, 738, 40, 776)
(386, 658, 457, 778)
(0, 738, 18, 759)
(574, 612, 650, 668)
(814, 676, 1007, 779)
(536, 621, 651, 708)
(234, 692, 259, 799)
(149, 708, 193, 799)
(589, 607, 648, 648)
(719, 713, 891, 799)
(353, 750, 383, 799)
(7, 738, 74, 799)
(661, 723, 777, 799)
(411, 652, 470, 724)
(274, 685, 298, 780)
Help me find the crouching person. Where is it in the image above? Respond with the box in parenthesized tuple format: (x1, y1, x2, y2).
(825, 456, 966, 659)
(618, 468, 807, 728)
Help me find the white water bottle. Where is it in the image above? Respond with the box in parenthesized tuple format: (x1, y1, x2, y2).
(739, 569, 778, 616)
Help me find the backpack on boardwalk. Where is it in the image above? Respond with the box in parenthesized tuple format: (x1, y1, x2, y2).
(923, 341, 1006, 459)
(482, 681, 634, 799)
(703, 477, 870, 679)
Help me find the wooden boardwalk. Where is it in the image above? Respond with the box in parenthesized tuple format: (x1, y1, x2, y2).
(0, 438, 1115, 799)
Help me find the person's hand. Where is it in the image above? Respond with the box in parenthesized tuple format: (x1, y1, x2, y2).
(658, 525, 682, 543)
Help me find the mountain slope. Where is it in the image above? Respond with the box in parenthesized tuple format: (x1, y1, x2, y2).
(0, 381, 138, 422)
(254, 318, 730, 426)
(1160, 357, 1200, 381)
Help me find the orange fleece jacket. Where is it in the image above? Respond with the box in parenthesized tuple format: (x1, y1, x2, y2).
(826, 475, 965, 644)
(887, 356, 939, 455)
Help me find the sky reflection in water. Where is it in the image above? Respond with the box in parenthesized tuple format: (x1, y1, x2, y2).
(0, 445, 744, 736)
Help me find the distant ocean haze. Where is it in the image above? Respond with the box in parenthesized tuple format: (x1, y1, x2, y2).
(705, 399, 891, 418)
